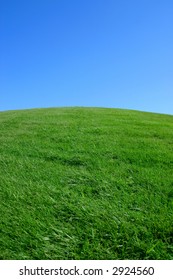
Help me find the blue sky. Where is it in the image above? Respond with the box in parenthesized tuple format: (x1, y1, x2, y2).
(1, 0, 173, 114)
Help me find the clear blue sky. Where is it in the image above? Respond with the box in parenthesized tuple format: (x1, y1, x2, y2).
(1, 0, 173, 114)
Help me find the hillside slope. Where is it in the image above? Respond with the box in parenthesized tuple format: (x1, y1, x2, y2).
(0, 107, 173, 259)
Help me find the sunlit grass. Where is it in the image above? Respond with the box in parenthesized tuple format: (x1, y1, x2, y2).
(0, 107, 173, 259)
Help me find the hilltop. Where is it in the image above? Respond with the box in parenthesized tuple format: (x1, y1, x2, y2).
(0, 107, 173, 259)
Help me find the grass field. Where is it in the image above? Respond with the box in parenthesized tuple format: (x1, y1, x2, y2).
(0, 107, 173, 260)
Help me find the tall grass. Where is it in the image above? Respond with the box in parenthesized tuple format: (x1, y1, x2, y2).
(0, 107, 173, 259)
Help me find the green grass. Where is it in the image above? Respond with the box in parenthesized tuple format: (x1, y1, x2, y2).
(0, 107, 173, 260)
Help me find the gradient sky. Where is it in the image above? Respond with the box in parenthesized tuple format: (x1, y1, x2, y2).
(1, 0, 173, 114)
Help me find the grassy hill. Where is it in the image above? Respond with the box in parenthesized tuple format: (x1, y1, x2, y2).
(0, 107, 173, 260)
